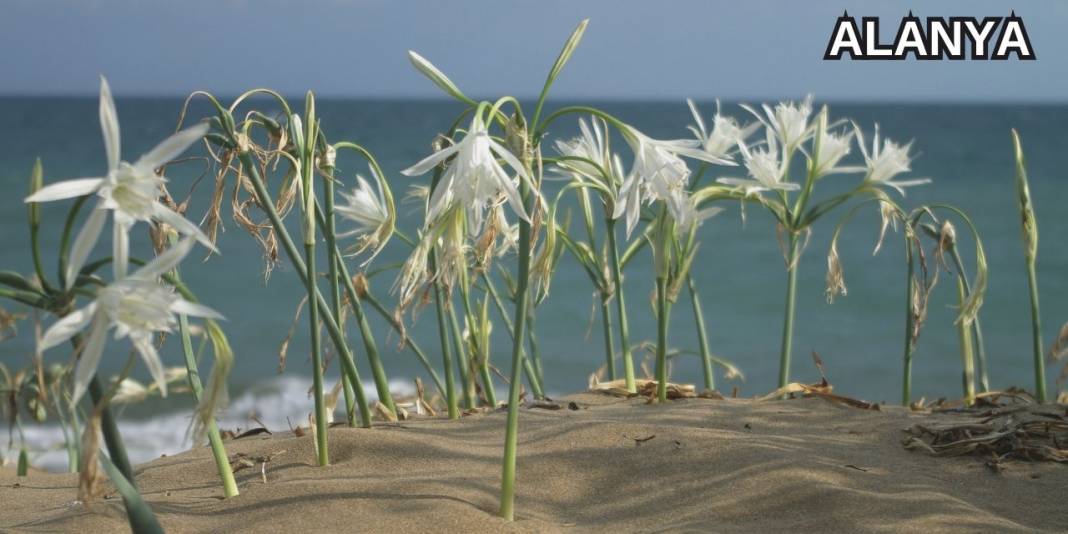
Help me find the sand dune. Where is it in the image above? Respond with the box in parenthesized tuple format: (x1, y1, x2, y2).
(3, 394, 1065, 533)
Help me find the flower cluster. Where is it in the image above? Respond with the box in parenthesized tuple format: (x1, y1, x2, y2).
(26, 77, 217, 404)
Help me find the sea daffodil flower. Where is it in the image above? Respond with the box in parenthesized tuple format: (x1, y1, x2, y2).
(717, 129, 800, 195)
(37, 237, 222, 405)
(854, 123, 930, 194)
(686, 99, 760, 161)
(335, 164, 395, 264)
(24, 76, 213, 287)
(401, 111, 530, 236)
(743, 95, 815, 153)
(613, 125, 733, 236)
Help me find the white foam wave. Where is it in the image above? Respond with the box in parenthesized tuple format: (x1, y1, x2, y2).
(1, 375, 414, 473)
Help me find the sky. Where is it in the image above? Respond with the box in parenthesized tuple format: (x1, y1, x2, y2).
(1, 0, 1065, 101)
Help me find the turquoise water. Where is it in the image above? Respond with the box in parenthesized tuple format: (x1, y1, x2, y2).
(1, 98, 1066, 449)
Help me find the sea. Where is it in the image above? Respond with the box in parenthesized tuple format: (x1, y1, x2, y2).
(1, 97, 1066, 470)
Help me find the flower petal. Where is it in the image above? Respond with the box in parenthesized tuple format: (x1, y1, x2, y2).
(488, 139, 531, 182)
(24, 178, 104, 203)
(153, 203, 216, 252)
(134, 122, 210, 171)
(39, 303, 97, 352)
(65, 204, 108, 288)
(99, 76, 121, 172)
(401, 142, 461, 176)
(171, 299, 224, 320)
(71, 313, 109, 405)
(687, 98, 707, 138)
(113, 221, 129, 280)
(132, 334, 168, 398)
(133, 235, 195, 281)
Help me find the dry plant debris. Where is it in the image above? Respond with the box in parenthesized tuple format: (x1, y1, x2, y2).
(903, 398, 1068, 469)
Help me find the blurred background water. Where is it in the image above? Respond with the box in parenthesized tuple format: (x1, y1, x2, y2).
(1, 97, 1065, 469)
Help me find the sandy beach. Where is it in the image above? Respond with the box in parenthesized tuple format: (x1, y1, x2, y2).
(3, 393, 1065, 533)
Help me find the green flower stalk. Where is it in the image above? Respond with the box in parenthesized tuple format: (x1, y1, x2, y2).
(320, 144, 357, 426)
(1011, 130, 1046, 402)
(170, 247, 238, 498)
(295, 96, 329, 466)
(215, 97, 374, 430)
(688, 275, 715, 390)
(606, 219, 637, 392)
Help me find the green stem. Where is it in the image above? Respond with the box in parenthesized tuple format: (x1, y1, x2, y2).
(446, 297, 477, 408)
(177, 314, 238, 495)
(360, 288, 446, 395)
(431, 277, 460, 419)
(334, 255, 396, 416)
(1026, 260, 1046, 402)
(322, 169, 357, 427)
(599, 295, 617, 380)
(902, 238, 916, 407)
(89, 378, 133, 480)
(483, 273, 544, 398)
(99, 453, 163, 534)
(499, 171, 533, 522)
(605, 219, 636, 393)
(655, 276, 669, 402)
(956, 276, 975, 406)
(237, 149, 372, 427)
(778, 233, 800, 390)
(688, 276, 714, 391)
(949, 247, 989, 393)
(305, 243, 328, 465)
(460, 269, 496, 406)
(526, 309, 544, 389)
(175, 287, 238, 496)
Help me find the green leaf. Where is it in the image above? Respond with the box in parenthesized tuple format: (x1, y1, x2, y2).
(98, 453, 164, 534)
(17, 448, 28, 476)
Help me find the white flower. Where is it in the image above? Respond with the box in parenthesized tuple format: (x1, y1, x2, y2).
(612, 125, 733, 236)
(854, 123, 930, 194)
(743, 95, 815, 152)
(401, 111, 530, 236)
(554, 118, 614, 185)
(686, 99, 760, 160)
(24, 77, 213, 287)
(717, 129, 800, 195)
(36, 237, 222, 405)
(812, 127, 855, 177)
(335, 164, 394, 264)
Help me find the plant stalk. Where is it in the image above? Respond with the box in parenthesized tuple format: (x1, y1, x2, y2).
(778, 233, 800, 389)
(956, 276, 976, 406)
(605, 218, 636, 393)
(499, 167, 534, 522)
(483, 273, 544, 397)
(177, 312, 238, 496)
(655, 276, 670, 402)
(1026, 260, 1046, 402)
(305, 242, 329, 465)
(237, 149, 372, 427)
(902, 238, 916, 406)
(949, 247, 989, 393)
(321, 168, 357, 426)
(431, 276, 460, 419)
(688, 276, 715, 391)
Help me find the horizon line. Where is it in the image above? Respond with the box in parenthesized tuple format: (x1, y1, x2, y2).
(1, 92, 1066, 106)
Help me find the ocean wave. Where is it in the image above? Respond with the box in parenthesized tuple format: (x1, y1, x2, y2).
(1, 375, 414, 473)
